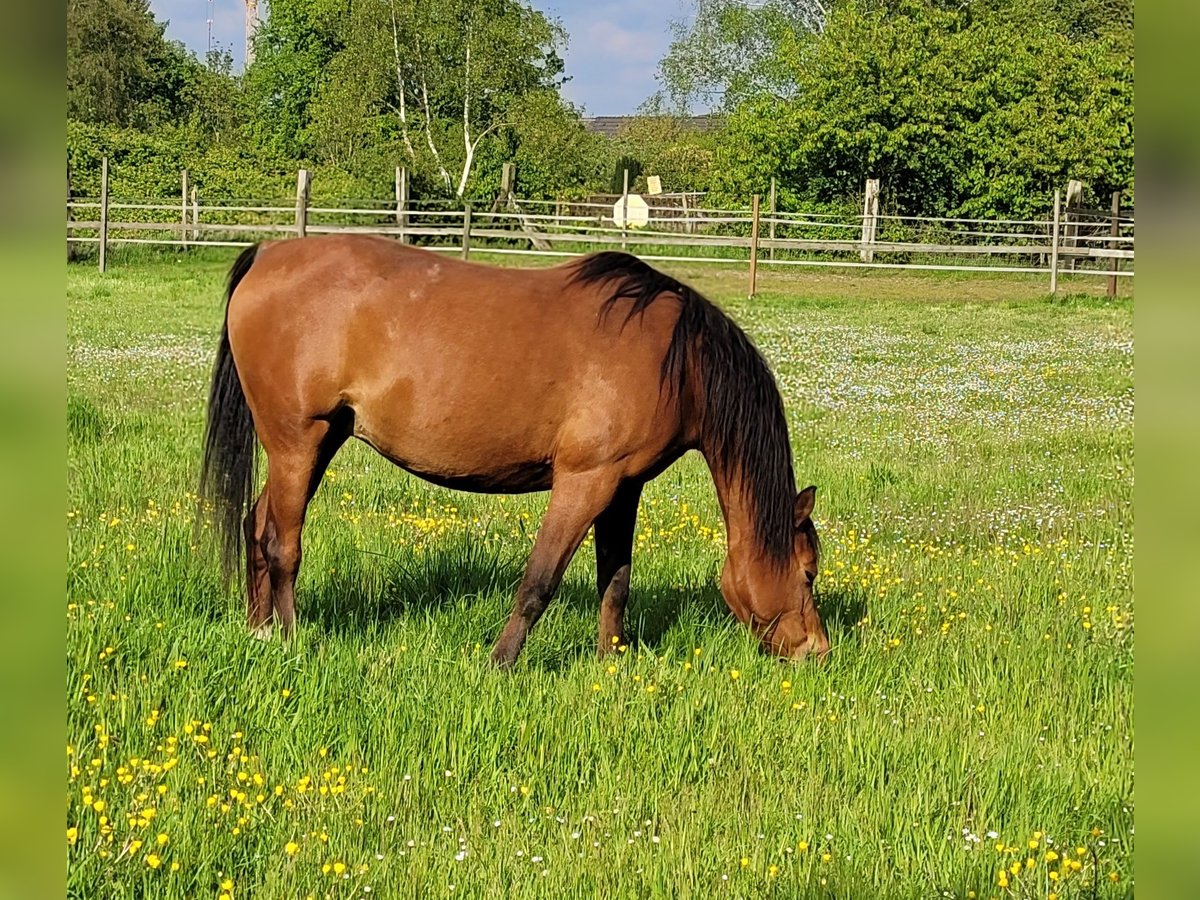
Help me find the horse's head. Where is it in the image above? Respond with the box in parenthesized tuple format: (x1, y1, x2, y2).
(720, 485, 829, 661)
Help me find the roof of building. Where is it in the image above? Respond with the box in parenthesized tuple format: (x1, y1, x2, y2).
(581, 115, 721, 138)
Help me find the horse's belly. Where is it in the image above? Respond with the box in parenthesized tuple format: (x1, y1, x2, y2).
(351, 413, 556, 494)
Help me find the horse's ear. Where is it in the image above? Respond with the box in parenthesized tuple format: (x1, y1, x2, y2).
(794, 485, 816, 527)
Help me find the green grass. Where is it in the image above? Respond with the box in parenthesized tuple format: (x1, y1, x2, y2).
(67, 252, 1133, 899)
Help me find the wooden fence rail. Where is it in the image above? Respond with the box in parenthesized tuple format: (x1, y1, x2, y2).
(68, 163, 1134, 295)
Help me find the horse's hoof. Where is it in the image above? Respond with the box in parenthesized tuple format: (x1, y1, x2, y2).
(249, 623, 273, 641)
(490, 645, 518, 669)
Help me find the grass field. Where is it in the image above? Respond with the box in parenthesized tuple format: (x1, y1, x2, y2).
(67, 251, 1133, 899)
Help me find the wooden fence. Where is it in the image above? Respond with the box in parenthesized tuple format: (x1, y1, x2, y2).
(67, 162, 1134, 296)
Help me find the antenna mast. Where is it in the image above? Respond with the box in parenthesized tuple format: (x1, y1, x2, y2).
(245, 0, 260, 68)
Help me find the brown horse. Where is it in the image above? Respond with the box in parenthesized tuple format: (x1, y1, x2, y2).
(199, 235, 827, 665)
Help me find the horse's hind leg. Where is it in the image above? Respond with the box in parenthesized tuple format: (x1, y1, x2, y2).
(244, 485, 272, 639)
(594, 480, 642, 655)
(262, 419, 347, 639)
(491, 469, 621, 668)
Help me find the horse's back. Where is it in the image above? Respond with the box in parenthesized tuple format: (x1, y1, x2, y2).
(226, 235, 685, 486)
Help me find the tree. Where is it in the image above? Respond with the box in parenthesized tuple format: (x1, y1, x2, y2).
(612, 117, 718, 193)
(708, 0, 1133, 216)
(180, 50, 242, 144)
(501, 92, 610, 200)
(240, 0, 348, 160)
(653, 0, 827, 113)
(375, 0, 567, 197)
(249, 0, 568, 197)
(68, 0, 186, 127)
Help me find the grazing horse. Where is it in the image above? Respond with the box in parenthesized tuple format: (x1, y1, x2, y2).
(199, 235, 827, 665)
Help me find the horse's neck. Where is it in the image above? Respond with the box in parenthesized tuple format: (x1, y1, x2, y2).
(704, 455, 766, 565)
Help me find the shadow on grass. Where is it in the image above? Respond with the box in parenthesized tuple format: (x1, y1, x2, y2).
(300, 537, 730, 646)
(296, 536, 869, 667)
(299, 536, 524, 635)
(817, 588, 868, 636)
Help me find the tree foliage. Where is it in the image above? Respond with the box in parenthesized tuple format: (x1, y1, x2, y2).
(653, 0, 826, 113)
(708, 0, 1133, 216)
(66, 0, 1133, 215)
(243, 0, 573, 197)
(610, 118, 718, 194)
(67, 0, 222, 131)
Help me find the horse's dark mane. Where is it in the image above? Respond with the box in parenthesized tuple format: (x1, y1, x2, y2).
(569, 251, 797, 566)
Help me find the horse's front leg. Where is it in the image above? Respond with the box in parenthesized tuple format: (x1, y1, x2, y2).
(491, 470, 621, 668)
(594, 480, 643, 655)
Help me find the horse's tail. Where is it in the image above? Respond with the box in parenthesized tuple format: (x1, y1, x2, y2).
(199, 243, 260, 586)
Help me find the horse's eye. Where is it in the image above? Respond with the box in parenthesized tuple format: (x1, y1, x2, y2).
(805, 571, 816, 586)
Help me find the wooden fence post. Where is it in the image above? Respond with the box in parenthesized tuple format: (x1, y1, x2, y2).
(462, 203, 472, 260)
(190, 187, 198, 243)
(180, 170, 189, 248)
(860, 178, 879, 263)
(67, 159, 77, 262)
(295, 168, 311, 238)
(621, 168, 630, 251)
(1064, 179, 1083, 271)
(768, 176, 777, 261)
(98, 156, 109, 273)
(395, 167, 408, 244)
(1050, 189, 1061, 295)
(681, 192, 691, 235)
(1107, 190, 1121, 298)
(748, 193, 761, 299)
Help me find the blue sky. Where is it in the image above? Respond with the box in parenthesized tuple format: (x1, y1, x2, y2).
(148, 0, 688, 115)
